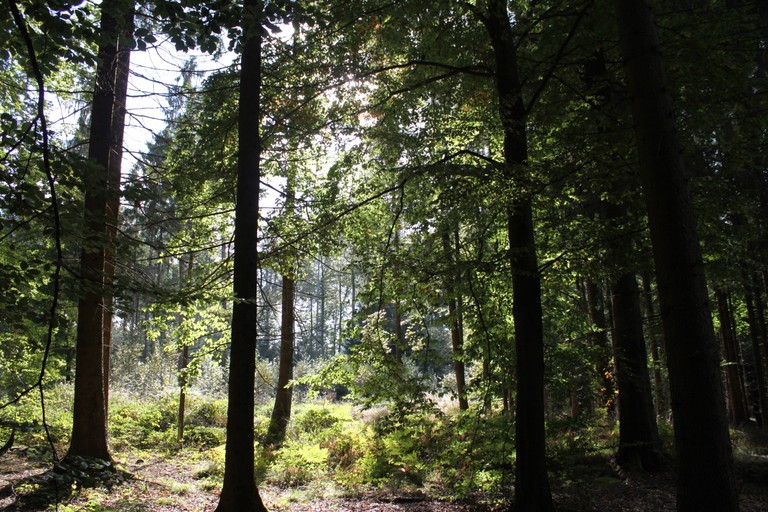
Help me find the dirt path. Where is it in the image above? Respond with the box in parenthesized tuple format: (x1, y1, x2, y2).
(2, 447, 768, 511)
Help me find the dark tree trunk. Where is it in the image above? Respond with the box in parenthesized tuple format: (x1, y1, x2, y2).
(611, 271, 661, 471)
(614, 1, 738, 510)
(444, 230, 468, 410)
(744, 276, 768, 429)
(604, 201, 660, 471)
(586, 279, 616, 416)
(102, 20, 132, 415)
(483, 0, 554, 509)
(215, 0, 267, 509)
(68, 0, 133, 462)
(716, 289, 750, 424)
(642, 273, 667, 419)
(265, 274, 295, 447)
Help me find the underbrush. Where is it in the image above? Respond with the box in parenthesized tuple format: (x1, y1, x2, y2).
(1, 384, 628, 502)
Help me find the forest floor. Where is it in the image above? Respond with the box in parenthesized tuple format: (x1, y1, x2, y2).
(1, 445, 768, 511)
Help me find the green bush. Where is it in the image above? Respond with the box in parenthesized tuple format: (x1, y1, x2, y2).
(0, 382, 73, 455)
(109, 392, 178, 450)
(183, 425, 224, 448)
(267, 442, 329, 487)
(186, 396, 227, 428)
(296, 406, 340, 435)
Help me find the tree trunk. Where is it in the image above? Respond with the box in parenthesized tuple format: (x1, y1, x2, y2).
(319, 259, 326, 357)
(611, 271, 661, 471)
(177, 254, 195, 444)
(744, 276, 768, 428)
(215, 0, 267, 508)
(642, 273, 667, 419)
(102, 20, 132, 415)
(483, 0, 554, 509)
(68, 0, 133, 462)
(716, 289, 750, 424)
(614, 1, 738, 510)
(586, 279, 616, 417)
(443, 230, 468, 410)
(265, 274, 295, 447)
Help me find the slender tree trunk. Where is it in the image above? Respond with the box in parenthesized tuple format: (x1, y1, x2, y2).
(586, 279, 616, 416)
(265, 274, 295, 447)
(716, 289, 750, 424)
(611, 271, 661, 471)
(68, 0, 133, 462)
(338, 272, 343, 354)
(394, 298, 404, 364)
(444, 231, 468, 410)
(215, 0, 267, 508)
(642, 273, 667, 419)
(264, 171, 296, 447)
(177, 253, 194, 444)
(744, 276, 768, 428)
(483, 0, 554, 509)
(614, 1, 738, 509)
(319, 260, 326, 357)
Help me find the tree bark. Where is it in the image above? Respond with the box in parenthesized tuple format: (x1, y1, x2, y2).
(215, 0, 267, 508)
(483, 0, 554, 509)
(265, 274, 295, 447)
(68, 0, 133, 462)
(716, 289, 750, 424)
(102, 17, 132, 416)
(444, 230, 468, 410)
(642, 273, 667, 419)
(611, 271, 661, 471)
(177, 253, 195, 444)
(744, 276, 768, 429)
(614, 1, 738, 510)
(586, 279, 616, 416)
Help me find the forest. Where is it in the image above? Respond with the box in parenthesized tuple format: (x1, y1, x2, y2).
(1, 0, 768, 510)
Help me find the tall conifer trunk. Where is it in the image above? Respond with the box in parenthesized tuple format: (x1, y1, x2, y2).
(483, 0, 554, 509)
(215, 0, 267, 508)
(614, 1, 738, 509)
(610, 271, 661, 470)
(68, 0, 133, 462)
(102, 18, 132, 414)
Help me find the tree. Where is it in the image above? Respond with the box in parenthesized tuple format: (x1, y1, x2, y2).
(265, 272, 295, 447)
(265, 182, 297, 448)
(614, 0, 739, 509)
(67, 0, 134, 462)
(480, 0, 554, 509)
(215, 0, 267, 508)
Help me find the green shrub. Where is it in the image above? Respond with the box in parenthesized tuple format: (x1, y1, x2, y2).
(183, 425, 224, 448)
(0, 382, 73, 455)
(296, 406, 340, 435)
(186, 396, 227, 428)
(109, 392, 178, 450)
(267, 442, 329, 487)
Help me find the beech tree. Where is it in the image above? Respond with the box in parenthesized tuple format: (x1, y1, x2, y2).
(214, 0, 267, 508)
(480, 0, 554, 509)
